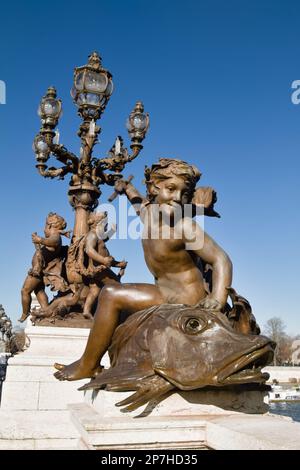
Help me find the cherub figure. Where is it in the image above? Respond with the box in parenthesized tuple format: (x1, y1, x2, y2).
(31, 212, 127, 321)
(79, 211, 127, 319)
(54, 158, 232, 381)
(19, 212, 70, 323)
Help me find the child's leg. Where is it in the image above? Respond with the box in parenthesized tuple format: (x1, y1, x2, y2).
(54, 283, 164, 381)
(30, 251, 44, 277)
(83, 283, 100, 319)
(19, 276, 43, 322)
(35, 286, 49, 310)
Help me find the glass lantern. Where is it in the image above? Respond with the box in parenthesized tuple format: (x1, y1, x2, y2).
(126, 101, 150, 142)
(38, 87, 62, 128)
(71, 52, 113, 120)
(33, 134, 50, 162)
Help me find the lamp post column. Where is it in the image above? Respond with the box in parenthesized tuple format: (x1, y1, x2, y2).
(32, 51, 150, 306)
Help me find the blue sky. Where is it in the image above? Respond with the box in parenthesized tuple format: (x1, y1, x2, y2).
(0, 0, 300, 334)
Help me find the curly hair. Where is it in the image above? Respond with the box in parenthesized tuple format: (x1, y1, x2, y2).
(46, 212, 67, 231)
(144, 158, 201, 201)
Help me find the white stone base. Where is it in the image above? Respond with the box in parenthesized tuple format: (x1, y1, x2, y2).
(0, 321, 104, 450)
(1, 321, 90, 412)
(70, 387, 300, 450)
(71, 402, 208, 449)
(83, 386, 269, 418)
(2, 321, 300, 450)
(0, 410, 79, 450)
(205, 414, 300, 450)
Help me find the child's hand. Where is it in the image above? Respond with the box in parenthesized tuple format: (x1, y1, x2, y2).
(197, 295, 221, 311)
(32, 233, 41, 244)
(114, 179, 128, 194)
(118, 260, 127, 269)
(103, 256, 114, 267)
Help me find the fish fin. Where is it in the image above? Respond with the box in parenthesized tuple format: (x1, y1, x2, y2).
(227, 287, 260, 335)
(78, 365, 154, 392)
(115, 375, 174, 412)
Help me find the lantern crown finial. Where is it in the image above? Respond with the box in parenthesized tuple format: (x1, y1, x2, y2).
(134, 101, 144, 113)
(46, 86, 57, 98)
(88, 51, 102, 70)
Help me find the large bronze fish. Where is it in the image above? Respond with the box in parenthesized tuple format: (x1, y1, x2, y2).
(80, 298, 275, 412)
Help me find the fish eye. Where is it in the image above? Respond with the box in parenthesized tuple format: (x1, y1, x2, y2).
(184, 317, 206, 335)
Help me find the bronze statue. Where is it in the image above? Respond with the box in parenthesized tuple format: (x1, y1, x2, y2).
(19, 213, 70, 323)
(74, 211, 127, 319)
(30, 211, 127, 322)
(54, 158, 234, 381)
(79, 301, 274, 412)
(25, 53, 151, 324)
(1, 306, 26, 354)
(22, 53, 274, 412)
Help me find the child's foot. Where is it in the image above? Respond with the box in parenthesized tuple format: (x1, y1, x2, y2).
(83, 311, 93, 320)
(53, 360, 102, 381)
(18, 313, 30, 323)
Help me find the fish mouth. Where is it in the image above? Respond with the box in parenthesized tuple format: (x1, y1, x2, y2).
(218, 344, 274, 385)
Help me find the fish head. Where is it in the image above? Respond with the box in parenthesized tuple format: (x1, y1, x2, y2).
(148, 305, 275, 390)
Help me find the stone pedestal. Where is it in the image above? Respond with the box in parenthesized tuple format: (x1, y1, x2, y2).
(2, 321, 300, 450)
(0, 320, 95, 450)
(69, 386, 300, 450)
(1, 321, 89, 412)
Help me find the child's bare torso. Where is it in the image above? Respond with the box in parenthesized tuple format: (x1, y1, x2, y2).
(142, 218, 207, 305)
(87, 232, 119, 284)
(41, 235, 62, 259)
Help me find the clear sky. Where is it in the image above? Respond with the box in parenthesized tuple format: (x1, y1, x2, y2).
(0, 0, 299, 334)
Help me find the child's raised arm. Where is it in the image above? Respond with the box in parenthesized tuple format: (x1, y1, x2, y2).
(31, 232, 61, 248)
(113, 179, 147, 216)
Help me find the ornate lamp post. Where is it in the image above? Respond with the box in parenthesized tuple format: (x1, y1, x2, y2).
(33, 51, 149, 287)
(34, 52, 149, 237)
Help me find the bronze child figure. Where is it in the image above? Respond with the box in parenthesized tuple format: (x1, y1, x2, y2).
(78, 211, 127, 319)
(29, 211, 127, 321)
(54, 158, 233, 381)
(19, 212, 70, 323)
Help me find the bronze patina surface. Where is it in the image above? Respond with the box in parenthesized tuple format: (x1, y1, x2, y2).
(22, 52, 275, 411)
(79, 300, 274, 412)
(54, 158, 274, 394)
(20, 53, 148, 325)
